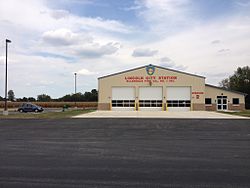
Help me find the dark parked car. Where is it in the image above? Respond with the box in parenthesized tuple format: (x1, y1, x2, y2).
(18, 103, 44, 113)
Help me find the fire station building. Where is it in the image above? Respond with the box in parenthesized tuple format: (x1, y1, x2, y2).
(98, 64, 246, 111)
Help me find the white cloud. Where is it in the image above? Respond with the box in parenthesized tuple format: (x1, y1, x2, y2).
(159, 56, 187, 71)
(217, 49, 230, 53)
(0, 56, 4, 64)
(146, 15, 250, 84)
(42, 29, 80, 46)
(42, 28, 93, 46)
(50, 9, 70, 19)
(0, 0, 132, 34)
(75, 42, 120, 58)
(136, 0, 195, 34)
(132, 48, 158, 57)
(211, 40, 221, 44)
(77, 68, 96, 75)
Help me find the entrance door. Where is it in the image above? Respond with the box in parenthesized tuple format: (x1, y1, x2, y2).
(217, 96, 227, 111)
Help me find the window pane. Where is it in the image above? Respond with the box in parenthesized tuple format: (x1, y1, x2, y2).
(179, 103, 185, 107)
(223, 99, 227, 104)
(151, 103, 157, 107)
(173, 103, 178, 107)
(157, 103, 162, 107)
(205, 98, 212, 104)
(233, 98, 239, 104)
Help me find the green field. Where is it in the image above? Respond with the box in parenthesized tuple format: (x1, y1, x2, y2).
(0, 109, 94, 119)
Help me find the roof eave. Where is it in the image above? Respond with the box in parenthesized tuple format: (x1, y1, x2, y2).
(205, 84, 248, 96)
(98, 64, 205, 80)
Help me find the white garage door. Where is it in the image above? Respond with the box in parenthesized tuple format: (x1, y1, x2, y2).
(112, 87, 135, 111)
(139, 87, 163, 111)
(166, 87, 191, 111)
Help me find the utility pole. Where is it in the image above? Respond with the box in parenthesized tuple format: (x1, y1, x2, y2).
(74, 73, 77, 94)
(74, 73, 77, 108)
(3, 39, 11, 115)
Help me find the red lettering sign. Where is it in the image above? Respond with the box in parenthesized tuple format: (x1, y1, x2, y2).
(125, 75, 177, 83)
(192, 92, 204, 94)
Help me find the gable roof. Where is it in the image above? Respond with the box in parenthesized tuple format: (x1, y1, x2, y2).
(205, 84, 248, 96)
(98, 64, 205, 79)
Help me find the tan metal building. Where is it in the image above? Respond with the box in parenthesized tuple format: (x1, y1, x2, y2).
(98, 64, 246, 111)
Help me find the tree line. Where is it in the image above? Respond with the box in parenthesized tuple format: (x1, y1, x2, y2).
(0, 89, 98, 102)
(219, 66, 250, 109)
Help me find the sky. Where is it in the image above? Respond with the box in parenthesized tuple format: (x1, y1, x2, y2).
(0, 0, 250, 98)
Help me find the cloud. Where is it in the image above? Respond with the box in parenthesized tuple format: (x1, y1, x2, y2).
(75, 42, 120, 58)
(0, 56, 4, 65)
(42, 28, 93, 46)
(136, 0, 194, 34)
(50, 9, 69, 19)
(0, 0, 132, 34)
(160, 57, 172, 62)
(159, 56, 187, 70)
(218, 49, 230, 53)
(77, 68, 96, 75)
(132, 48, 158, 57)
(211, 40, 221, 44)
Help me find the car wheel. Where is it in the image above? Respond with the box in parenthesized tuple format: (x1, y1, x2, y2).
(19, 109, 23, 113)
(35, 109, 38, 113)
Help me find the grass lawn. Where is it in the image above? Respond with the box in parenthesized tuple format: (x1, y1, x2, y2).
(220, 110, 250, 117)
(0, 109, 94, 119)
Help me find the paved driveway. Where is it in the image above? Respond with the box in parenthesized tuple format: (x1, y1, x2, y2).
(0, 119, 249, 187)
(74, 110, 247, 119)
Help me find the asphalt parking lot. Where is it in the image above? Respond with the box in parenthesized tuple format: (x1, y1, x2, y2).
(0, 119, 250, 188)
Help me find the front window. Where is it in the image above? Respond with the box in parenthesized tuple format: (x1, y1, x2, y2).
(232, 98, 239, 105)
(205, 98, 212, 105)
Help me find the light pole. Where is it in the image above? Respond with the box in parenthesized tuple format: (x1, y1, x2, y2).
(3, 39, 11, 115)
(74, 72, 77, 107)
(74, 72, 77, 94)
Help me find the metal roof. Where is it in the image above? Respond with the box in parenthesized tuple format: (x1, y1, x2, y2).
(205, 84, 247, 96)
(98, 64, 206, 79)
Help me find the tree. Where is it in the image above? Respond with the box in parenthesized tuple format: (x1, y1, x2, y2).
(37, 94, 51, 102)
(57, 89, 98, 102)
(8, 90, 15, 101)
(219, 66, 250, 109)
(28, 97, 36, 102)
(0, 96, 3, 101)
(219, 78, 230, 89)
(90, 89, 98, 101)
